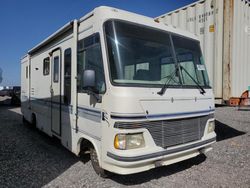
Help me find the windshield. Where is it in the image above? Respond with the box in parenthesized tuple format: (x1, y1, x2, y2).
(172, 35, 210, 87)
(104, 20, 210, 88)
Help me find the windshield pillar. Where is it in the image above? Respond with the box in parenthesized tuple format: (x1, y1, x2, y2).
(111, 21, 124, 79)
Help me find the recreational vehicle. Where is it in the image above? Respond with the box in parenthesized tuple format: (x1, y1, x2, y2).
(21, 6, 216, 176)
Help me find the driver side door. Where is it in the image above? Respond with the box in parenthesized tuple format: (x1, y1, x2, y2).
(76, 33, 105, 141)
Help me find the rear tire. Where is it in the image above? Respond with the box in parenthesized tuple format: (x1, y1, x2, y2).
(90, 146, 109, 178)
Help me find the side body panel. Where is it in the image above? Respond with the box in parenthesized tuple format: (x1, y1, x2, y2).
(71, 15, 103, 158)
(30, 48, 53, 136)
(27, 30, 76, 150)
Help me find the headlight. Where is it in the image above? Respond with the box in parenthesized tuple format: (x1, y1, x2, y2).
(207, 120, 215, 133)
(114, 133, 145, 150)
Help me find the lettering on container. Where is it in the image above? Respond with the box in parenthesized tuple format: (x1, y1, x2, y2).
(186, 9, 218, 24)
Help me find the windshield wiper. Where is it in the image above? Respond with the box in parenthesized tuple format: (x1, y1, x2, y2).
(157, 66, 179, 96)
(179, 65, 206, 95)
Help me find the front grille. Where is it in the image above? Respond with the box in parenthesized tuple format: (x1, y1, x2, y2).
(114, 115, 212, 148)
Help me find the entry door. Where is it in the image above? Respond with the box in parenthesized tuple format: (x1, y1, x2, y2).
(51, 50, 61, 136)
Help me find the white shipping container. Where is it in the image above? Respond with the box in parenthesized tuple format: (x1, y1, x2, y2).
(156, 0, 250, 103)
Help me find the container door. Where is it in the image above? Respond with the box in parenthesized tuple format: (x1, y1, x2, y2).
(51, 50, 61, 136)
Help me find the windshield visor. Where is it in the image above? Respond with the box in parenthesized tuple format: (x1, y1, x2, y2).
(104, 20, 210, 88)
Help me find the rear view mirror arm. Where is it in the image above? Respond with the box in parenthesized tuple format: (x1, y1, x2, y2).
(85, 89, 102, 103)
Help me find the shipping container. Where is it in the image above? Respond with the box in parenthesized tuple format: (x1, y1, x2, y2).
(156, 0, 250, 104)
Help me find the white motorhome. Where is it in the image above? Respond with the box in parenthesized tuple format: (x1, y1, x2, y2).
(21, 6, 216, 176)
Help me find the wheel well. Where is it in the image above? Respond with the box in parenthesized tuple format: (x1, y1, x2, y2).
(77, 137, 101, 165)
(79, 138, 93, 155)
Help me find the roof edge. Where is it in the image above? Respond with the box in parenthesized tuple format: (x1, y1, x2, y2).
(28, 20, 75, 55)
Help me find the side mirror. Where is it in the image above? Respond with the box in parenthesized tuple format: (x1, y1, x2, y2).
(82, 69, 102, 103)
(83, 70, 95, 90)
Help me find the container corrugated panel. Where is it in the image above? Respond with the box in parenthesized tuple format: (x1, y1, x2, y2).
(156, 0, 250, 101)
(231, 0, 250, 97)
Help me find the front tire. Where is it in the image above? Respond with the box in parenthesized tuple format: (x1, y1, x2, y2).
(90, 146, 108, 178)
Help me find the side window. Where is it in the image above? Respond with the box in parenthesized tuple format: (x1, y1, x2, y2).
(43, 57, 50, 76)
(53, 56, 59, 83)
(64, 48, 71, 105)
(26, 66, 28, 79)
(77, 34, 105, 94)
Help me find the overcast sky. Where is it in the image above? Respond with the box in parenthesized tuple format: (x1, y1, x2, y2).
(0, 0, 196, 86)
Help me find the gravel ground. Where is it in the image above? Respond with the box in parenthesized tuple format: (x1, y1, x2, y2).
(0, 105, 249, 188)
